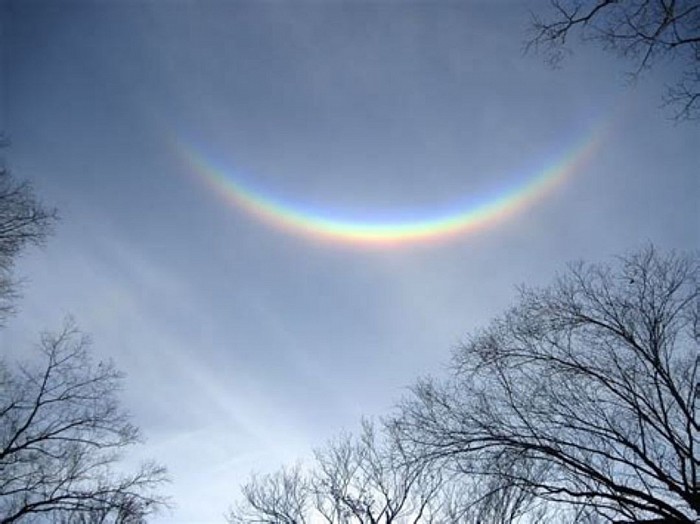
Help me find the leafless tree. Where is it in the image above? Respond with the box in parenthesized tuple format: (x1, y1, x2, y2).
(228, 430, 548, 524)
(227, 421, 445, 524)
(0, 322, 168, 523)
(393, 247, 698, 522)
(311, 421, 443, 524)
(228, 465, 311, 524)
(0, 138, 57, 322)
(527, 1, 700, 121)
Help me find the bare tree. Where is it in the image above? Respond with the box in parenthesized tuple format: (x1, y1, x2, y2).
(227, 465, 311, 524)
(0, 322, 168, 523)
(228, 422, 549, 524)
(0, 139, 57, 322)
(527, 1, 700, 121)
(393, 247, 698, 522)
(0, 141, 164, 522)
(311, 421, 443, 524)
(228, 421, 445, 524)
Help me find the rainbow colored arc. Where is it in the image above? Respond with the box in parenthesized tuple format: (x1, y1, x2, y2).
(184, 133, 602, 247)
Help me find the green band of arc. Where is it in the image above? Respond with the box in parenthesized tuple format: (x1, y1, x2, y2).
(182, 130, 604, 247)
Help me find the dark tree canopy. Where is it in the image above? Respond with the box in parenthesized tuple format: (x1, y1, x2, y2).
(394, 247, 698, 522)
(528, 1, 700, 121)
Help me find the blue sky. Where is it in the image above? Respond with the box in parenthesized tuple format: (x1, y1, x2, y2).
(2, 1, 698, 522)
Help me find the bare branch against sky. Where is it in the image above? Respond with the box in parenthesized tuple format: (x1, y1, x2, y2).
(527, 0, 700, 121)
(2, 0, 698, 521)
(0, 323, 169, 523)
(393, 247, 699, 522)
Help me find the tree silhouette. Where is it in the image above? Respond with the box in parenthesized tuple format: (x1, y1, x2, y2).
(0, 139, 57, 322)
(229, 248, 697, 522)
(228, 421, 446, 524)
(0, 323, 168, 523)
(527, 1, 700, 121)
(393, 247, 698, 522)
(227, 419, 549, 523)
(0, 148, 167, 522)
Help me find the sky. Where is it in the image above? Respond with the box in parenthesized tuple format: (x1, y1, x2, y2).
(1, 1, 698, 522)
